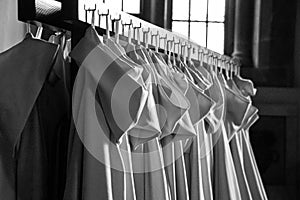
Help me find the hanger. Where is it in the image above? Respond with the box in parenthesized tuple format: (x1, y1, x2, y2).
(225, 59, 230, 80)
(84, 4, 97, 25)
(206, 51, 211, 71)
(232, 62, 236, 76)
(168, 37, 175, 63)
(98, 9, 110, 38)
(35, 24, 43, 39)
(84, 5, 105, 44)
(203, 49, 208, 66)
(26, 22, 31, 34)
(110, 14, 121, 33)
(198, 48, 203, 67)
(210, 53, 215, 73)
(214, 54, 219, 74)
(235, 64, 239, 76)
(187, 45, 193, 63)
(24, 21, 33, 38)
(215, 55, 219, 74)
(230, 60, 234, 79)
(155, 32, 159, 53)
(232, 60, 257, 96)
(166, 37, 175, 66)
(110, 14, 121, 43)
(230, 57, 241, 77)
(181, 42, 187, 65)
(197, 49, 201, 62)
(122, 19, 133, 44)
(173, 38, 179, 67)
(159, 34, 167, 54)
(176, 40, 182, 62)
(218, 55, 223, 74)
(237, 65, 241, 76)
(133, 23, 142, 45)
(142, 28, 150, 48)
(48, 31, 60, 44)
(211, 52, 217, 74)
(220, 57, 225, 75)
(97, 9, 109, 27)
(151, 31, 159, 52)
(166, 39, 172, 63)
(166, 39, 176, 71)
(105, 11, 110, 39)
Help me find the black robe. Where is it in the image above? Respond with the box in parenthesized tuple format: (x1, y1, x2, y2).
(0, 33, 70, 200)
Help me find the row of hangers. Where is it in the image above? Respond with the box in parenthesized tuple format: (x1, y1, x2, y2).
(25, 5, 255, 96)
(83, 4, 242, 77)
(25, 4, 241, 78)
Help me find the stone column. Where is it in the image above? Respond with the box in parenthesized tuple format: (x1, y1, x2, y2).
(141, 0, 170, 28)
(294, 0, 300, 87)
(232, 0, 255, 67)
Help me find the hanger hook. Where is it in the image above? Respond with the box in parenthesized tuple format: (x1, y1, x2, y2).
(202, 49, 207, 63)
(142, 27, 150, 47)
(166, 39, 172, 53)
(218, 55, 223, 73)
(167, 38, 174, 51)
(142, 27, 150, 34)
(229, 60, 233, 78)
(187, 45, 193, 61)
(26, 22, 31, 34)
(133, 22, 142, 40)
(207, 51, 212, 66)
(122, 19, 133, 26)
(121, 19, 133, 42)
(98, 9, 110, 26)
(133, 22, 142, 29)
(150, 30, 159, 45)
(159, 34, 167, 41)
(121, 19, 133, 32)
(84, 4, 97, 24)
(224, 59, 229, 79)
(181, 42, 187, 54)
(174, 40, 180, 54)
(198, 48, 203, 62)
(110, 14, 122, 33)
(219, 56, 224, 72)
(98, 9, 110, 16)
(214, 54, 219, 73)
(110, 14, 121, 21)
(151, 31, 159, 52)
(159, 34, 167, 52)
(173, 40, 180, 47)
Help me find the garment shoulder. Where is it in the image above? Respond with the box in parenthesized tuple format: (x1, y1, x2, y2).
(0, 37, 59, 66)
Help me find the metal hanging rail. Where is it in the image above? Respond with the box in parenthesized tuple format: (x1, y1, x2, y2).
(18, 0, 240, 71)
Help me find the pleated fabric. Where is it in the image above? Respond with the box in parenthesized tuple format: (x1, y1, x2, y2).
(62, 26, 267, 200)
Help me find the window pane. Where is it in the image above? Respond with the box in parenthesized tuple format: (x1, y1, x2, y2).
(208, 0, 225, 21)
(172, 21, 189, 38)
(172, 0, 189, 20)
(191, 0, 207, 21)
(190, 22, 207, 47)
(207, 23, 224, 54)
(123, 0, 140, 13)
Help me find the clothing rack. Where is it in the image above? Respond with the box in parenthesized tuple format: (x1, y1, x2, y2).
(18, 0, 240, 75)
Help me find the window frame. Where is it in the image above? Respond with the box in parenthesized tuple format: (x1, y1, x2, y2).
(137, 0, 235, 56)
(169, 0, 235, 55)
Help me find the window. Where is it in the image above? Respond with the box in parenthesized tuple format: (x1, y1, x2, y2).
(172, 0, 226, 54)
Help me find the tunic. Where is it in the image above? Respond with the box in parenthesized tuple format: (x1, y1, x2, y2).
(0, 33, 70, 200)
